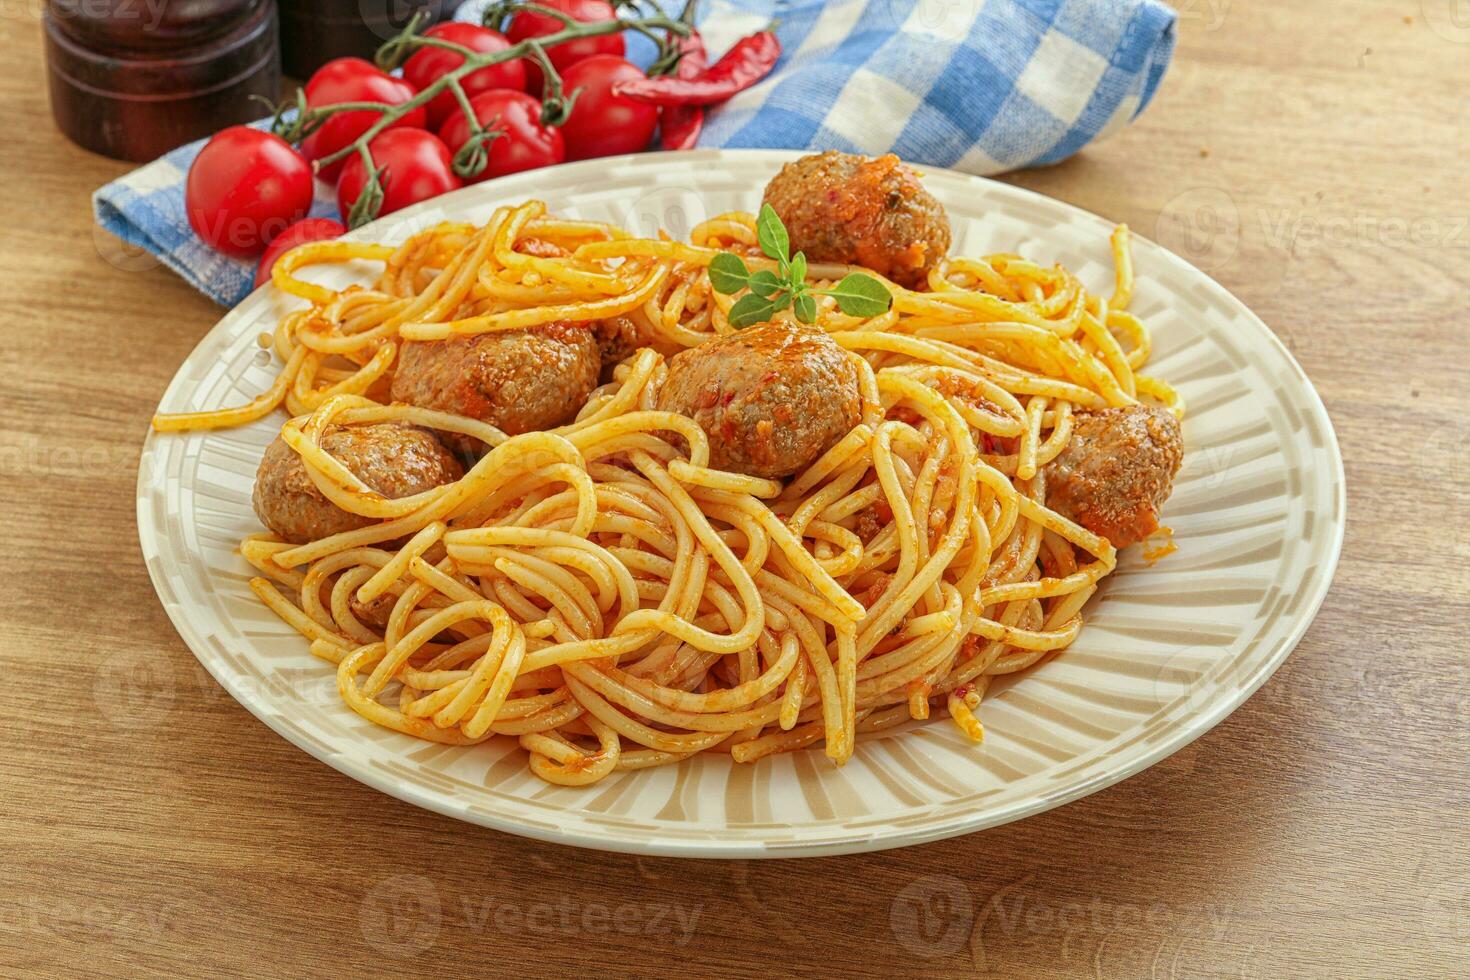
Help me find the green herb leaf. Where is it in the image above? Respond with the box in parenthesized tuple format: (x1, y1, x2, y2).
(820, 273, 892, 318)
(717, 213, 879, 327)
(756, 203, 790, 263)
(708, 252, 751, 294)
(747, 269, 783, 300)
(728, 292, 779, 329)
(789, 251, 807, 285)
(793, 292, 817, 324)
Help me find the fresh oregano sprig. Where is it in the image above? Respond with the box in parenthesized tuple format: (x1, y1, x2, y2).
(708, 205, 892, 329)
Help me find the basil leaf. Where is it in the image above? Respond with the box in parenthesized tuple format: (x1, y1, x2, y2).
(793, 292, 817, 324)
(728, 292, 778, 329)
(747, 269, 783, 299)
(822, 273, 892, 318)
(756, 203, 790, 263)
(789, 251, 808, 285)
(708, 252, 751, 295)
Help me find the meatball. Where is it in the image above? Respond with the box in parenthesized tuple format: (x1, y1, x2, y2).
(1042, 405, 1184, 549)
(592, 315, 644, 367)
(761, 151, 951, 289)
(588, 315, 683, 380)
(391, 321, 601, 438)
(656, 324, 861, 479)
(589, 315, 659, 368)
(253, 423, 463, 544)
(348, 590, 397, 629)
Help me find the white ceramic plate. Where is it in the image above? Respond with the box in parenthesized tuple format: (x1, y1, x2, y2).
(137, 150, 1344, 858)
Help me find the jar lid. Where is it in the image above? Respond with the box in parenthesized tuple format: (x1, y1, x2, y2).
(45, 1, 276, 95)
(47, 0, 269, 53)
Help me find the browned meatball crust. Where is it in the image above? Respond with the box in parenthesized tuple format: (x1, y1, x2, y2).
(391, 321, 601, 437)
(588, 315, 681, 378)
(657, 324, 861, 479)
(1043, 405, 1184, 549)
(348, 590, 398, 628)
(591, 315, 648, 368)
(253, 423, 463, 544)
(761, 151, 951, 289)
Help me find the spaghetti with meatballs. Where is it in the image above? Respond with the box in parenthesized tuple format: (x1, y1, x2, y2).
(153, 152, 1184, 786)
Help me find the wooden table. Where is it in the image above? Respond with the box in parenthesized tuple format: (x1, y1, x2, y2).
(4, 2, 1466, 976)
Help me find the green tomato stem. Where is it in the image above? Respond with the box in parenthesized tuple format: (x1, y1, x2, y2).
(310, 10, 690, 172)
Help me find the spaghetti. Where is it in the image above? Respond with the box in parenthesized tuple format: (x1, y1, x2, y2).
(154, 199, 1183, 786)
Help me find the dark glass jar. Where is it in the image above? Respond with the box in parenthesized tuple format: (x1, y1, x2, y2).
(277, 0, 464, 80)
(44, 0, 280, 162)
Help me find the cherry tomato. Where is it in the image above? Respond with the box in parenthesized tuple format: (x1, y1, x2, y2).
(255, 218, 347, 288)
(507, 0, 623, 94)
(299, 58, 426, 181)
(185, 127, 314, 257)
(402, 23, 528, 129)
(336, 128, 463, 225)
(437, 90, 565, 183)
(558, 56, 659, 161)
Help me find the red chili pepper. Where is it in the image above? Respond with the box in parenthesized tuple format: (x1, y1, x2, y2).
(671, 29, 708, 73)
(660, 31, 708, 150)
(660, 106, 704, 150)
(615, 29, 781, 107)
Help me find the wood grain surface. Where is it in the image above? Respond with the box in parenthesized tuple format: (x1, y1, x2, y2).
(2, 2, 1466, 976)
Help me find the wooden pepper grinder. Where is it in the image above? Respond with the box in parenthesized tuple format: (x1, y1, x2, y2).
(44, 0, 281, 162)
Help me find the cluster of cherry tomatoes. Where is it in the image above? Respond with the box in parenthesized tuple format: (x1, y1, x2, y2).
(184, 0, 661, 285)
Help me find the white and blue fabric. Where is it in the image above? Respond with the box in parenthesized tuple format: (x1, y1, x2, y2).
(680, 0, 1176, 171)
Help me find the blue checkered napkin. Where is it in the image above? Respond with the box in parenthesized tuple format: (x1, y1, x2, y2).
(694, 0, 1177, 171)
(93, 0, 1175, 308)
(92, 134, 341, 307)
